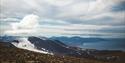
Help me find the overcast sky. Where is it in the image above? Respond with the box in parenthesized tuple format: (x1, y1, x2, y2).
(0, 0, 125, 38)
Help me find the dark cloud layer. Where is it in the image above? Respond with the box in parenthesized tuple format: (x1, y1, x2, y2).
(112, 1, 125, 12)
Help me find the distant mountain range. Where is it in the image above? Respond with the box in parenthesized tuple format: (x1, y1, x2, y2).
(50, 36, 125, 47)
(1, 36, 125, 50)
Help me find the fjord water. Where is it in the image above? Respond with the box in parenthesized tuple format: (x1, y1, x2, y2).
(80, 39, 125, 51)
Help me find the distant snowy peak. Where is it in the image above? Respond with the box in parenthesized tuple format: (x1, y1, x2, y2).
(11, 37, 53, 55)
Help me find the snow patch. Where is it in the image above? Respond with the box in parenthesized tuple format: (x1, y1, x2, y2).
(11, 37, 53, 55)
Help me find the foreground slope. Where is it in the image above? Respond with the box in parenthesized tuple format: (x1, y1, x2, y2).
(0, 42, 125, 63)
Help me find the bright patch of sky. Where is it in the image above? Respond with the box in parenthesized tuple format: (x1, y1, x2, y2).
(0, 0, 125, 38)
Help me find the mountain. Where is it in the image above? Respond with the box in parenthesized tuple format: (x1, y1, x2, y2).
(50, 36, 107, 46)
(27, 36, 81, 56)
(11, 37, 51, 54)
(0, 35, 17, 42)
(11, 36, 81, 56)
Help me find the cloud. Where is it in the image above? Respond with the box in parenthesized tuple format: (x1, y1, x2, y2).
(1, 0, 124, 19)
(17, 14, 39, 29)
(0, 0, 125, 38)
(5, 14, 39, 35)
(0, 18, 19, 22)
(39, 19, 70, 26)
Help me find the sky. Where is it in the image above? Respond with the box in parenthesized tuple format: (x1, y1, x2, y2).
(0, 0, 125, 38)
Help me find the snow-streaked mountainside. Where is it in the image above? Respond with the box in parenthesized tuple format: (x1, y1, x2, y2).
(9, 36, 81, 56)
(11, 37, 53, 54)
(27, 36, 81, 56)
